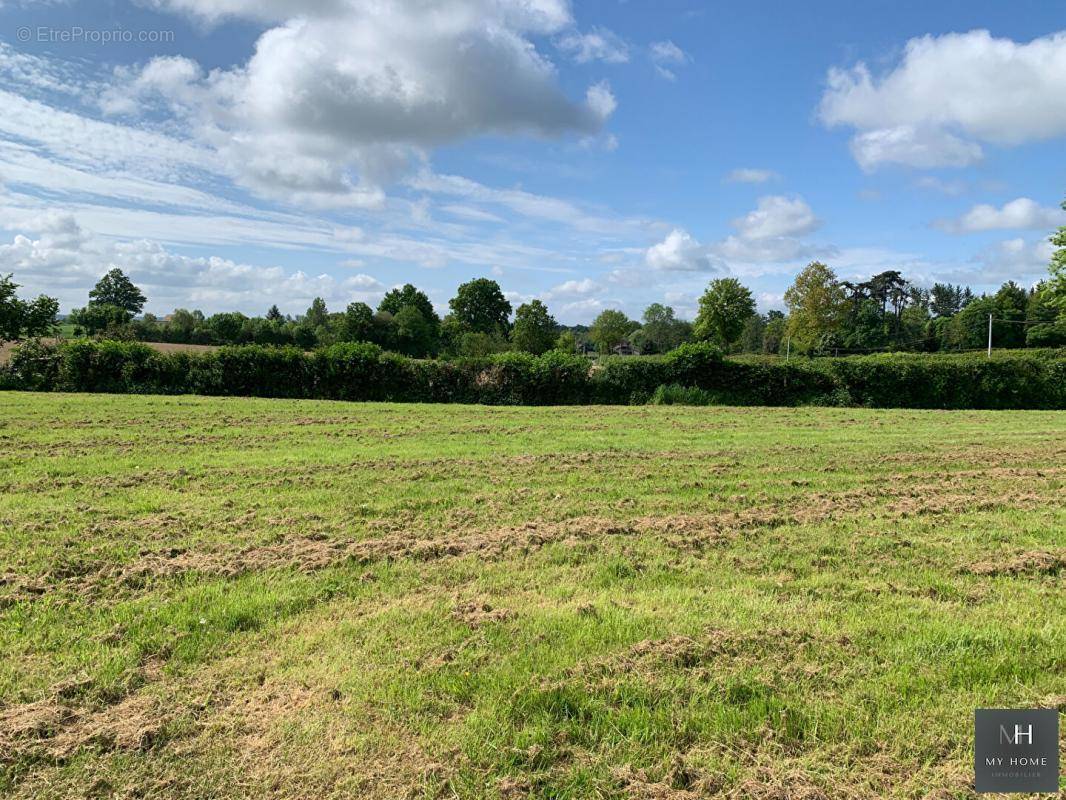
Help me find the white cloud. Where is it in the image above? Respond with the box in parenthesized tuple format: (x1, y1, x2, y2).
(820, 29, 1066, 169)
(649, 40, 689, 80)
(556, 27, 629, 64)
(0, 211, 386, 314)
(935, 197, 1065, 233)
(972, 237, 1055, 278)
(646, 229, 720, 272)
(645, 195, 825, 273)
(847, 126, 983, 171)
(725, 168, 779, 184)
(144, 0, 572, 30)
(407, 170, 651, 236)
(115, 1, 615, 205)
(544, 277, 602, 299)
(731, 195, 820, 240)
(713, 235, 830, 265)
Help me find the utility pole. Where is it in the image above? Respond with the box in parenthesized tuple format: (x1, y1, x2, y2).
(987, 313, 993, 358)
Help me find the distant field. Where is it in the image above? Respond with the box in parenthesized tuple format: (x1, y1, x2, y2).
(0, 339, 219, 364)
(1, 394, 1063, 798)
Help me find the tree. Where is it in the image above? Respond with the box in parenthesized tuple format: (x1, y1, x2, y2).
(68, 304, 131, 336)
(206, 312, 248, 344)
(1027, 282, 1060, 324)
(458, 331, 509, 357)
(511, 300, 557, 355)
(88, 268, 146, 314)
(634, 303, 690, 353)
(0, 274, 59, 343)
(554, 330, 578, 353)
(379, 284, 439, 326)
(929, 283, 967, 318)
(589, 309, 632, 353)
(304, 297, 329, 329)
(343, 302, 375, 342)
(739, 313, 767, 353)
(762, 311, 786, 354)
(992, 281, 1027, 348)
(694, 278, 756, 346)
(387, 306, 434, 357)
(1046, 198, 1066, 314)
(266, 304, 284, 323)
(950, 296, 995, 350)
(783, 262, 846, 353)
(448, 278, 512, 335)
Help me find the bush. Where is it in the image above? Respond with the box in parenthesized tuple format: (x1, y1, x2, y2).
(1027, 321, 1066, 348)
(7, 339, 61, 391)
(4, 339, 1063, 410)
(648, 384, 717, 406)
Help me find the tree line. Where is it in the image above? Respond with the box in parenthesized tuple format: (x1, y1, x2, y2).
(2, 197, 1064, 355)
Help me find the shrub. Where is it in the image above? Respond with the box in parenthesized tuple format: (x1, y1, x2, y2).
(1026, 321, 1066, 348)
(7, 339, 61, 390)
(648, 384, 717, 406)
(4, 339, 1063, 410)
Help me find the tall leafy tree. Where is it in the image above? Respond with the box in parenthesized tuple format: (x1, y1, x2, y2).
(783, 262, 845, 353)
(1047, 198, 1066, 314)
(393, 306, 436, 357)
(88, 268, 146, 314)
(511, 300, 557, 355)
(738, 313, 767, 353)
(588, 309, 633, 353)
(992, 281, 1028, 348)
(304, 297, 329, 329)
(0, 274, 59, 343)
(762, 311, 786, 354)
(379, 284, 440, 326)
(694, 278, 756, 346)
(634, 303, 690, 353)
(448, 278, 512, 335)
(343, 302, 375, 342)
(929, 283, 972, 318)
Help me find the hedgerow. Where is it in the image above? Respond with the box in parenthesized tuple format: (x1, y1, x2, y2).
(2, 339, 1063, 409)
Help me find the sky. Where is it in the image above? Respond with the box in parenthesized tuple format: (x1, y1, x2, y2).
(0, 0, 1064, 324)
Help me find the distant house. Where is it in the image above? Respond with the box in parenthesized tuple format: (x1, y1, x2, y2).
(612, 339, 635, 356)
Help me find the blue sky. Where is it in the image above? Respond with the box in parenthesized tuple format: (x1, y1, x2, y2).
(1, 0, 1064, 323)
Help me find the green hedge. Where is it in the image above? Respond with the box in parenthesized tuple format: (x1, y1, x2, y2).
(3, 339, 1064, 409)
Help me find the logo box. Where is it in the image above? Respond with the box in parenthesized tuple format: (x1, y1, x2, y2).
(974, 709, 1059, 793)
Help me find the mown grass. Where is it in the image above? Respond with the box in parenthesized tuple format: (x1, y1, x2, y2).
(0, 392, 1063, 798)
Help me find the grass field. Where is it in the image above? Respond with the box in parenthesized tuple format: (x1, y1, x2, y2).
(1, 393, 1063, 798)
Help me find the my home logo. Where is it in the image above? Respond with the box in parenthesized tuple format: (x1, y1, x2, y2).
(999, 723, 1033, 746)
(975, 709, 1059, 793)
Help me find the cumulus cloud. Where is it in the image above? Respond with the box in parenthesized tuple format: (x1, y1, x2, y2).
(725, 168, 779, 184)
(543, 277, 602, 298)
(645, 195, 827, 272)
(972, 237, 1056, 278)
(847, 126, 983, 171)
(113, 0, 616, 206)
(820, 29, 1066, 169)
(935, 197, 1065, 233)
(649, 40, 689, 80)
(143, 0, 572, 29)
(556, 27, 629, 64)
(0, 211, 386, 313)
(731, 195, 820, 240)
(646, 229, 720, 272)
